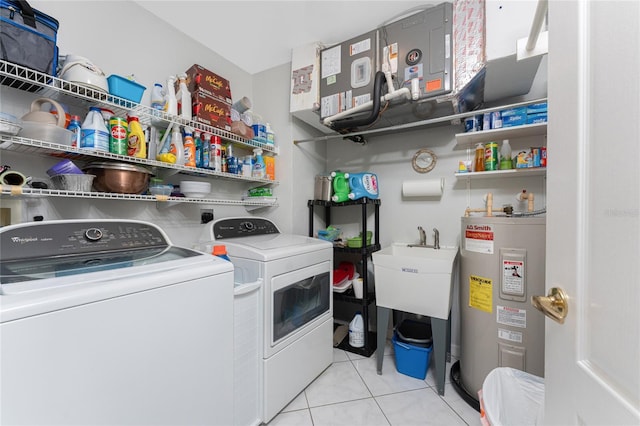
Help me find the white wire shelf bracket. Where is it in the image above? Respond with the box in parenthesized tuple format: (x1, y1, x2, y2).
(0, 60, 278, 154)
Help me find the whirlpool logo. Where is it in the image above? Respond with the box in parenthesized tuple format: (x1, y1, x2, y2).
(402, 267, 418, 274)
(10, 236, 39, 244)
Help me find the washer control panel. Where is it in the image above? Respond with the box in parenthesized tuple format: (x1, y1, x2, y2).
(212, 218, 280, 239)
(0, 221, 169, 261)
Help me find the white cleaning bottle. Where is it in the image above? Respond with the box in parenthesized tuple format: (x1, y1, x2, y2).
(169, 126, 185, 165)
(150, 83, 165, 111)
(349, 312, 365, 348)
(176, 73, 192, 120)
(500, 139, 512, 169)
(164, 75, 178, 116)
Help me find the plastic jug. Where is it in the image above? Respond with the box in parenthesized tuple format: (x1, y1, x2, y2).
(183, 128, 196, 167)
(349, 312, 365, 348)
(80, 107, 109, 152)
(127, 114, 146, 158)
(347, 172, 379, 200)
(331, 171, 350, 203)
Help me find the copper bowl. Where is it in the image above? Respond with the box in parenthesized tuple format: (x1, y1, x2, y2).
(83, 162, 152, 194)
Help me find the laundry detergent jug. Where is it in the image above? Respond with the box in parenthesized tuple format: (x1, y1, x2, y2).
(347, 172, 379, 200)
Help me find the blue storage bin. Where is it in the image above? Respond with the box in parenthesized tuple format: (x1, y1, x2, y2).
(392, 332, 432, 380)
(107, 75, 146, 104)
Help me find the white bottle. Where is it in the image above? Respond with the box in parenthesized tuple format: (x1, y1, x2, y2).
(176, 73, 192, 120)
(265, 123, 275, 145)
(80, 107, 109, 152)
(150, 83, 165, 111)
(500, 139, 512, 161)
(164, 75, 178, 116)
(349, 312, 365, 348)
(210, 135, 222, 172)
(169, 126, 185, 165)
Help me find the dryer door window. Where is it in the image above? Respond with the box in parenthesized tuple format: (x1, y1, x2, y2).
(272, 267, 330, 344)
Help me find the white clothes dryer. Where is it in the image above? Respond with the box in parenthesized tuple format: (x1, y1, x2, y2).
(200, 217, 333, 424)
(1, 219, 234, 426)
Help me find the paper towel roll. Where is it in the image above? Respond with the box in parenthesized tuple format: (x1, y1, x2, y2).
(402, 178, 444, 197)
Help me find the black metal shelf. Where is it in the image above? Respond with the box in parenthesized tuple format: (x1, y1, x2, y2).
(309, 197, 380, 357)
(335, 330, 377, 358)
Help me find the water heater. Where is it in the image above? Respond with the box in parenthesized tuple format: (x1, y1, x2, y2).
(453, 216, 546, 409)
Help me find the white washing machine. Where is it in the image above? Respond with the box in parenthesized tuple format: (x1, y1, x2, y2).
(0, 219, 235, 425)
(200, 217, 333, 424)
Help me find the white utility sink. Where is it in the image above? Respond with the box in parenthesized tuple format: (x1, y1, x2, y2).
(372, 244, 459, 320)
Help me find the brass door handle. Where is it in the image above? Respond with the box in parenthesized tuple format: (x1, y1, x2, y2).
(531, 287, 568, 324)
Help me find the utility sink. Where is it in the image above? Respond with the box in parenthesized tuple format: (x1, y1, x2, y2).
(372, 244, 459, 320)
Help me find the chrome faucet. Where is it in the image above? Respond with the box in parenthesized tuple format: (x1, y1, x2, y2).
(408, 226, 440, 249)
(418, 226, 427, 246)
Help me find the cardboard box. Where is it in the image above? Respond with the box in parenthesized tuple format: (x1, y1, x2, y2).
(526, 112, 548, 124)
(526, 102, 547, 114)
(192, 89, 232, 131)
(184, 64, 232, 105)
(502, 113, 527, 127)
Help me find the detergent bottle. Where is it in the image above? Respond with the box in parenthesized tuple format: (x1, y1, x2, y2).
(183, 127, 196, 167)
(347, 172, 379, 200)
(169, 126, 185, 165)
(330, 171, 350, 203)
(126, 114, 146, 158)
(212, 245, 231, 261)
(176, 73, 192, 120)
(252, 148, 266, 179)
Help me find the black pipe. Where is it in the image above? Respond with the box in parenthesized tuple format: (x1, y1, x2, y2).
(329, 71, 385, 132)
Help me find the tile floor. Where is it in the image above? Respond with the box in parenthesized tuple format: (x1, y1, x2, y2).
(267, 341, 482, 426)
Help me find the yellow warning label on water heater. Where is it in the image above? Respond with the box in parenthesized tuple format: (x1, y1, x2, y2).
(469, 275, 493, 313)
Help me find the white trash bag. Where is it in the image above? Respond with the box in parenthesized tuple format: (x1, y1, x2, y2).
(480, 367, 545, 426)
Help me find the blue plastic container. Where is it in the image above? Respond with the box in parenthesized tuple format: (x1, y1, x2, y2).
(107, 75, 146, 104)
(392, 332, 432, 380)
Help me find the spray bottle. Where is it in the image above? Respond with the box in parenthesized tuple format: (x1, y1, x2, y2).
(252, 148, 266, 179)
(164, 75, 178, 116)
(169, 126, 185, 165)
(210, 135, 222, 172)
(183, 127, 196, 167)
(176, 73, 192, 120)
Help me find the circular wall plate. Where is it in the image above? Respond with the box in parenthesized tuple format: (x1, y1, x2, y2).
(412, 148, 437, 173)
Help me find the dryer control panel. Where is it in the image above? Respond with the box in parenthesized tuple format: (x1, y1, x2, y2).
(212, 218, 280, 239)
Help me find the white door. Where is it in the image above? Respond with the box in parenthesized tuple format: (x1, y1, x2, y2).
(544, 1, 640, 424)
